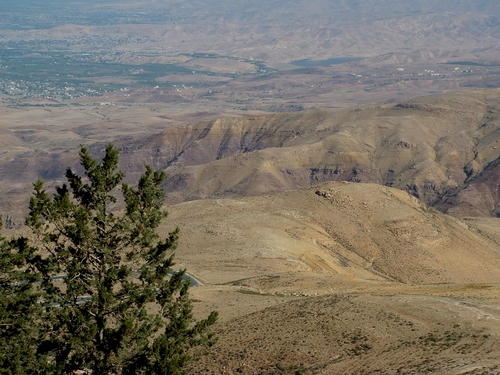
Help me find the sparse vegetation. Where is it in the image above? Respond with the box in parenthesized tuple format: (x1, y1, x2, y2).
(4, 2, 500, 374)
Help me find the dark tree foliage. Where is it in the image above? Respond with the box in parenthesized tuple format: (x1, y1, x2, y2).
(1, 144, 217, 374)
(0, 225, 49, 374)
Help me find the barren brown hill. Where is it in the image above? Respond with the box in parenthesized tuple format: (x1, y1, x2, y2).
(191, 293, 500, 374)
(165, 182, 500, 286)
(191, 295, 500, 375)
(117, 89, 500, 217)
(160, 182, 500, 374)
(7, 89, 500, 221)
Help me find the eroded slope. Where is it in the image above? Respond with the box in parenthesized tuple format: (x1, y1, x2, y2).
(5, 89, 500, 220)
(122, 89, 500, 217)
(164, 182, 500, 285)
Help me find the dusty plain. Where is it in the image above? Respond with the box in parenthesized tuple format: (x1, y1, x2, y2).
(4, 1, 500, 374)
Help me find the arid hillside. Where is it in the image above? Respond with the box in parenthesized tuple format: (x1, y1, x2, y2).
(156, 182, 500, 374)
(4, 3, 500, 372)
(191, 293, 500, 374)
(118, 89, 500, 217)
(6, 89, 500, 221)
(165, 182, 500, 286)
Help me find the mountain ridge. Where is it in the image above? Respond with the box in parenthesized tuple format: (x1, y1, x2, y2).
(117, 89, 500, 217)
(4, 89, 500, 220)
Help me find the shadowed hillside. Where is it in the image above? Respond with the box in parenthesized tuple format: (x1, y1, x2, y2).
(5, 89, 500, 220)
(119, 89, 500, 217)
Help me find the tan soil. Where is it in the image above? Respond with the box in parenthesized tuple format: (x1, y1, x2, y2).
(153, 182, 500, 374)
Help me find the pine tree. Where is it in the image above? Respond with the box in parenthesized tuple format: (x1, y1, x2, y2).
(2, 144, 217, 374)
(0, 223, 49, 374)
